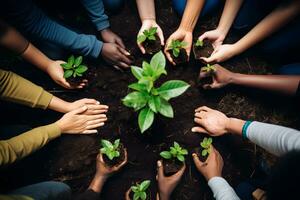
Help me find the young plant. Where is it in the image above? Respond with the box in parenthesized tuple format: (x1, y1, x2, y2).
(195, 39, 204, 47)
(131, 180, 151, 200)
(200, 137, 213, 157)
(122, 51, 190, 133)
(169, 40, 187, 57)
(137, 27, 157, 44)
(160, 141, 188, 162)
(202, 64, 216, 73)
(61, 55, 88, 79)
(100, 139, 120, 160)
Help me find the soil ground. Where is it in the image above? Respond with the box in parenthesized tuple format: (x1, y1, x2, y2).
(0, 0, 299, 200)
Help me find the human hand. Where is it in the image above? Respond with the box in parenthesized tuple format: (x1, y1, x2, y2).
(164, 28, 192, 65)
(101, 43, 132, 69)
(199, 64, 234, 89)
(137, 19, 164, 54)
(55, 106, 107, 134)
(100, 28, 126, 49)
(95, 150, 127, 179)
(46, 60, 87, 89)
(191, 106, 230, 136)
(157, 160, 185, 200)
(66, 98, 109, 115)
(200, 44, 238, 64)
(192, 145, 223, 181)
(198, 29, 226, 50)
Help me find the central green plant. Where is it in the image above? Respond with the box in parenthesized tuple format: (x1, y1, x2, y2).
(61, 55, 88, 79)
(100, 139, 120, 160)
(195, 39, 204, 47)
(202, 64, 216, 73)
(137, 27, 157, 44)
(160, 141, 188, 162)
(131, 180, 151, 200)
(200, 137, 213, 156)
(169, 40, 187, 57)
(122, 51, 190, 133)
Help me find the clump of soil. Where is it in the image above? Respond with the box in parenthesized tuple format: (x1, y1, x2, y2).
(193, 39, 213, 59)
(169, 48, 188, 65)
(102, 143, 126, 167)
(143, 34, 161, 54)
(162, 159, 184, 176)
(198, 70, 215, 87)
(194, 147, 209, 162)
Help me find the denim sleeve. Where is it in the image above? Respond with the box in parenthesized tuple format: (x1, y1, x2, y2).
(80, 0, 110, 31)
(3, 0, 102, 59)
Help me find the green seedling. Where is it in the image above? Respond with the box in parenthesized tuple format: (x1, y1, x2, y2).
(131, 180, 151, 200)
(169, 40, 187, 57)
(100, 139, 120, 160)
(61, 55, 88, 79)
(137, 27, 157, 44)
(160, 141, 188, 162)
(122, 51, 190, 133)
(202, 64, 216, 73)
(200, 137, 213, 157)
(195, 39, 204, 47)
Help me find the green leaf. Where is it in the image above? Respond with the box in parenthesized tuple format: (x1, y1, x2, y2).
(174, 142, 180, 149)
(101, 139, 113, 149)
(208, 137, 213, 144)
(150, 51, 165, 71)
(181, 149, 188, 155)
(68, 55, 75, 66)
(114, 139, 120, 148)
(160, 151, 172, 159)
(138, 107, 154, 133)
(64, 70, 73, 79)
(128, 83, 147, 92)
(61, 63, 72, 70)
(149, 27, 157, 35)
(74, 56, 83, 67)
(140, 192, 147, 200)
(131, 186, 139, 193)
(142, 61, 153, 77)
(195, 39, 203, 47)
(137, 34, 147, 43)
(148, 35, 156, 40)
(148, 95, 161, 113)
(76, 65, 88, 74)
(177, 154, 185, 162)
(158, 98, 174, 118)
(140, 180, 150, 191)
(158, 80, 190, 100)
(202, 149, 208, 157)
(122, 92, 148, 111)
(173, 48, 180, 57)
(131, 66, 144, 80)
(138, 77, 153, 92)
(133, 192, 139, 200)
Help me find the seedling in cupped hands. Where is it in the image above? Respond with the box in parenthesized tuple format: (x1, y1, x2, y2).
(168, 40, 188, 64)
(160, 141, 188, 176)
(137, 27, 161, 54)
(193, 39, 213, 59)
(100, 139, 126, 167)
(122, 51, 190, 133)
(130, 180, 151, 200)
(200, 137, 213, 157)
(199, 64, 216, 87)
(195, 39, 204, 47)
(202, 64, 216, 73)
(61, 55, 88, 79)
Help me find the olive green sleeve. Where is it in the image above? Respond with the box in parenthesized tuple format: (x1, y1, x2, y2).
(0, 69, 53, 109)
(0, 123, 61, 166)
(0, 195, 33, 200)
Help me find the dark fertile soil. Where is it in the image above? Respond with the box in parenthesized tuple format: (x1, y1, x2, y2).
(169, 48, 188, 65)
(0, 0, 299, 200)
(102, 143, 126, 167)
(162, 159, 184, 176)
(143, 35, 161, 54)
(193, 39, 213, 59)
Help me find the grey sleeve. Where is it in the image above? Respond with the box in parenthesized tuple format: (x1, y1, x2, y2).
(246, 121, 300, 156)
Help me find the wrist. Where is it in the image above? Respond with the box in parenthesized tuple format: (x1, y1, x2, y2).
(55, 120, 65, 133)
(178, 24, 193, 32)
(88, 174, 107, 193)
(142, 18, 156, 24)
(158, 192, 170, 200)
(225, 118, 245, 136)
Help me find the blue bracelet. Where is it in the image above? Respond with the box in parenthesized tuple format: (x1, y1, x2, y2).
(242, 121, 252, 139)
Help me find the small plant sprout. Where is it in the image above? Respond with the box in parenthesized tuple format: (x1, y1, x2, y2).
(137, 27, 157, 44)
(160, 142, 188, 162)
(61, 55, 88, 79)
(100, 139, 120, 160)
(169, 40, 187, 57)
(131, 180, 151, 200)
(200, 137, 213, 157)
(195, 39, 204, 47)
(202, 64, 216, 73)
(122, 51, 190, 133)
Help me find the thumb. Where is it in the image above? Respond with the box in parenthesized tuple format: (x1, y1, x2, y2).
(192, 153, 204, 167)
(71, 105, 88, 115)
(157, 160, 164, 178)
(198, 32, 207, 41)
(60, 79, 72, 89)
(191, 126, 209, 133)
(157, 28, 165, 46)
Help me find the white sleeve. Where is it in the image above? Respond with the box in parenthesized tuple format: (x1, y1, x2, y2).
(208, 177, 240, 200)
(246, 122, 300, 156)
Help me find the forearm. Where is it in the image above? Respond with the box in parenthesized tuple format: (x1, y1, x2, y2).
(48, 96, 72, 113)
(88, 175, 107, 193)
(233, 1, 300, 54)
(217, 0, 244, 36)
(231, 74, 300, 96)
(208, 177, 240, 200)
(179, 0, 206, 31)
(136, 0, 156, 22)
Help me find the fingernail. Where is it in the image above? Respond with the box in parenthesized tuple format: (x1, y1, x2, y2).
(191, 128, 196, 132)
(157, 161, 162, 167)
(192, 153, 196, 157)
(100, 122, 104, 126)
(96, 101, 100, 105)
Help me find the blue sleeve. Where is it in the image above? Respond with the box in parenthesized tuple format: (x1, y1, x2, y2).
(3, 0, 102, 59)
(80, 0, 110, 31)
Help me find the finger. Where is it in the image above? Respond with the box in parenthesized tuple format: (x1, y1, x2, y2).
(157, 28, 165, 46)
(88, 114, 107, 120)
(71, 106, 88, 115)
(117, 61, 130, 69)
(82, 79, 88, 83)
(185, 45, 192, 60)
(194, 117, 204, 125)
(82, 129, 98, 134)
(192, 153, 204, 167)
(199, 71, 210, 78)
(157, 160, 164, 178)
(87, 119, 107, 126)
(195, 111, 206, 118)
(203, 84, 213, 90)
(195, 106, 212, 113)
(117, 148, 128, 168)
(86, 122, 105, 130)
(191, 126, 209, 134)
(198, 32, 208, 41)
(176, 162, 186, 176)
(87, 104, 109, 110)
(164, 50, 175, 65)
(60, 79, 72, 89)
(118, 46, 131, 56)
(116, 38, 126, 49)
(138, 43, 146, 54)
(82, 98, 100, 105)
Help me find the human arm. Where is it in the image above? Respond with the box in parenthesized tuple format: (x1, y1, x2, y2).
(136, 0, 164, 54)
(199, 64, 300, 96)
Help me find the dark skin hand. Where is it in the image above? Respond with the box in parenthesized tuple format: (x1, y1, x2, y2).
(100, 28, 126, 48)
(101, 43, 132, 69)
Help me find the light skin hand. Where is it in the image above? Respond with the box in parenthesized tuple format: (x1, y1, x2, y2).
(55, 106, 107, 134)
(157, 160, 186, 200)
(199, 64, 234, 89)
(192, 145, 224, 181)
(198, 28, 226, 50)
(137, 19, 164, 54)
(100, 28, 126, 49)
(67, 98, 109, 115)
(200, 44, 238, 64)
(164, 28, 192, 65)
